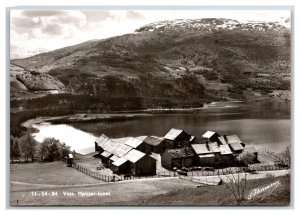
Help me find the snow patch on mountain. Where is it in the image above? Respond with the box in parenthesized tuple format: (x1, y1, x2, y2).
(135, 18, 290, 33)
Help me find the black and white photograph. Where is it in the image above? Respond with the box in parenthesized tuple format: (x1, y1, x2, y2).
(8, 8, 292, 207)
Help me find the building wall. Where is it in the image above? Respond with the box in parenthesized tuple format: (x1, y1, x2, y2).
(210, 133, 220, 142)
(171, 157, 193, 169)
(153, 143, 164, 154)
(112, 162, 130, 175)
(161, 151, 172, 169)
(199, 156, 215, 166)
(161, 151, 193, 170)
(95, 142, 104, 153)
(130, 156, 156, 176)
(137, 142, 152, 154)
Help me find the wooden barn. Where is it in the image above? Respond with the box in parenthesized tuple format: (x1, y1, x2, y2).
(124, 137, 151, 154)
(202, 131, 220, 142)
(143, 136, 165, 154)
(163, 128, 191, 149)
(124, 149, 156, 176)
(161, 147, 194, 170)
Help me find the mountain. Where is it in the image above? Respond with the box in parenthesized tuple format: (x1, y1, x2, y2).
(10, 18, 291, 105)
(10, 45, 49, 59)
(10, 64, 65, 99)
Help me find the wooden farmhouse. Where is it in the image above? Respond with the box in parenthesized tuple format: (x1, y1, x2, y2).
(163, 128, 191, 148)
(161, 147, 194, 170)
(143, 136, 165, 154)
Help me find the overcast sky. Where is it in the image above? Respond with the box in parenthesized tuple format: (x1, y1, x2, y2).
(10, 10, 291, 52)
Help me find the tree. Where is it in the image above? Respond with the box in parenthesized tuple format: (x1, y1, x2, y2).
(20, 134, 37, 162)
(10, 135, 14, 160)
(11, 137, 21, 162)
(59, 142, 71, 159)
(220, 168, 248, 205)
(237, 152, 257, 166)
(39, 138, 70, 162)
(275, 145, 291, 167)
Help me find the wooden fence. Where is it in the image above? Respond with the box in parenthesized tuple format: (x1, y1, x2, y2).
(65, 160, 289, 183)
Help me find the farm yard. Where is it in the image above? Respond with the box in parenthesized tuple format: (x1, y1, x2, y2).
(10, 160, 290, 206)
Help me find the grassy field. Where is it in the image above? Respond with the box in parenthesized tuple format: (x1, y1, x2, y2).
(10, 162, 290, 206)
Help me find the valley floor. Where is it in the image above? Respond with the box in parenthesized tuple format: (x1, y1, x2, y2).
(10, 161, 290, 206)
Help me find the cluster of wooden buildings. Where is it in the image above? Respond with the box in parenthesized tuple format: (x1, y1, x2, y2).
(94, 128, 257, 176)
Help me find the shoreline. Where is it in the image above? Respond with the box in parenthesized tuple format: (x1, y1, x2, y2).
(21, 99, 291, 131)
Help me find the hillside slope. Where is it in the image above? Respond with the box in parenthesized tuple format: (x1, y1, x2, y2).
(11, 18, 291, 102)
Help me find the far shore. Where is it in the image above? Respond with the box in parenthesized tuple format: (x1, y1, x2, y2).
(21, 101, 244, 130)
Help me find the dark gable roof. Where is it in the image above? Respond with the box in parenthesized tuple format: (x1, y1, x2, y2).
(166, 147, 194, 158)
(144, 136, 164, 146)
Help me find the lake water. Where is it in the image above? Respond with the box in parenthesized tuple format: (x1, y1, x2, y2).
(32, 100, 291, 154)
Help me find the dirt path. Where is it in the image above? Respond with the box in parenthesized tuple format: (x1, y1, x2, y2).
(11, 169, 290, 189)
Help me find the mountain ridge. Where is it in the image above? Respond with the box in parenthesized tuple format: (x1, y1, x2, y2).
(10, 18, 291, 104)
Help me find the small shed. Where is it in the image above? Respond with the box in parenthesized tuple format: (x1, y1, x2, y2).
(125, 137, 151, 154)
(164, 128, 191, 149)
(143, 136, 165, 154)
(66, 153, 74, 167)
(161, 147, 194, 170)
(202, 131, 220, 142)
(124, 149, 156, 176)
(111, 157, 130, 175)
